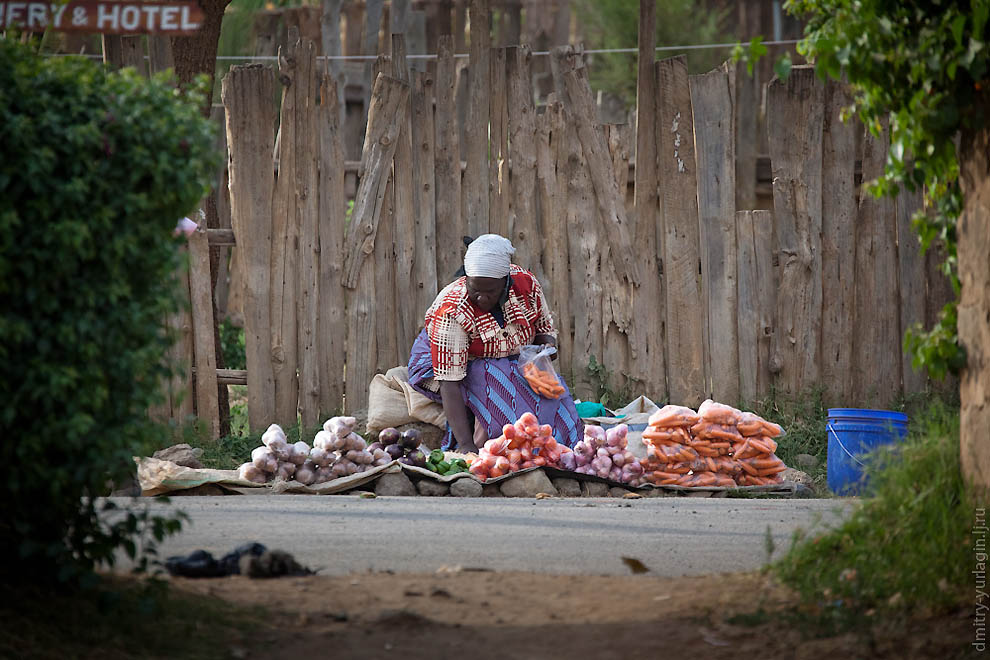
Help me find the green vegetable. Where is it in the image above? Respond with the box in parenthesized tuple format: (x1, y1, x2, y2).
(429, 449, 445, 464)
(437, 460, 451, 473)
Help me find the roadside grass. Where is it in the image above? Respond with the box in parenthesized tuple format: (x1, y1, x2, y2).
(0, 576, 266, 660)
(770, 398, 972, 635)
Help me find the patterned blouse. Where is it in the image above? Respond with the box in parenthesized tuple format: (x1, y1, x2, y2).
(424, 265, 557, 382)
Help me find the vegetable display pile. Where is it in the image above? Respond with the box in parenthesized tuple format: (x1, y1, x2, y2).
(468, 412, 572, 481)
(640, 400, 786, 487)
(521, 362, 565, 399)
(568, 424, 646, 485)
(369, 427, 428, 469)
(425, 449, 470, 476)
(237, 417, 393, 486)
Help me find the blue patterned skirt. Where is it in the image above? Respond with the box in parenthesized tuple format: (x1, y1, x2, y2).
(407, 328, 583, 450)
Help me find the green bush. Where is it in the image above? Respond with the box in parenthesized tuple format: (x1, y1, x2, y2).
(774, 400, 971, 631)
(0, 40, 219, 584)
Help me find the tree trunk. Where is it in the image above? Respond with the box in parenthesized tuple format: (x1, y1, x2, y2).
(170, 0, 233, 436)
(959, 90, 990, 490)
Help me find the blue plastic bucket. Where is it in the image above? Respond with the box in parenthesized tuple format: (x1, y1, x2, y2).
(827, 408, 908, 495)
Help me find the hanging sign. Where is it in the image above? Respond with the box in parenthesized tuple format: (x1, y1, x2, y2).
(0, 1, 203, 34)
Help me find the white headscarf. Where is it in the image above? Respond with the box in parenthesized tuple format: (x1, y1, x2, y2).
(463, 234, 515, 278)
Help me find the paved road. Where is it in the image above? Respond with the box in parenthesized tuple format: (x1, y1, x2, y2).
(110, 495, 854, 577)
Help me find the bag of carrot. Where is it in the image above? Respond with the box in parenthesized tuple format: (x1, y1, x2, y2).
(519, 344, 565, 399)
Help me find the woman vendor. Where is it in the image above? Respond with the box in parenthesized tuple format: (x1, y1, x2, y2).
(407, 234, 583, 453)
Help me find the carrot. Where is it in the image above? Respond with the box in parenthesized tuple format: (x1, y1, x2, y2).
(758, 464, 787, 476)
(705, 457, 717, 472)
(739, 460, 758, 476)
(762, 421, 784, 438)
(752, 457, 782, 470)
(748, 438, 772, 454)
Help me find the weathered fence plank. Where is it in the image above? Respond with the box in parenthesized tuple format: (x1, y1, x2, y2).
(602, 123, 634, 395)
(854, 119, 901, 405)
(411, 69, 439, 323)
(632, 0, 666, 400)
(489, 46, 510, 238)
(188, 226, 221, 438)
(821, 78, 857, 404)
(463, 0, 491, 237)
(271, 34, 303, 427)
(506, 45, 543, 279)
(346, 249, 379, 415)
(897, 183, 927, 395)
(537, 100, 573, 368)
(318, 73, 347, 417)
(691, 62, 738, 404)
(391, 35, 420, 356)
(375, 176, 400, 371)
(736, 210, 775, 402)
(222, 64, 276, 432)
(559, 49, 641, 286)
(767, 66, 825, 395)
(295, 38, 321, 430)
(434, 35, 463, 283)
(340, 74, 410, 288)
(656, 55, 704, 407)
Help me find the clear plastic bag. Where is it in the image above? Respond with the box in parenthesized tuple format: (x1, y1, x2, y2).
(519, 344, 564, 399)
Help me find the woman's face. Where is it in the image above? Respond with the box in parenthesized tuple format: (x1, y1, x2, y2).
(465, 276, 506, 312)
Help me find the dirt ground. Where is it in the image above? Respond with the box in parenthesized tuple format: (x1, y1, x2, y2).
(174, 571, 974, 659)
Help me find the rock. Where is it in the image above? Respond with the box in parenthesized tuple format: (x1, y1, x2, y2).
(782, 467, 814, 486)
(374, 472, 417, 496)
(152, 443, 204, 469)
(608, 487, 633, 498)
(416, 479, 450, 496)
(580, 481, 609, 497)
(499, 470, 558, 498)
(685, 490, 713, 498)
(794, 453, 820, 470)
(482, 483, 503, 497)
(397, 422, 445, 450)
(450, 478, 484, 497)
(551, 478, 582, 498)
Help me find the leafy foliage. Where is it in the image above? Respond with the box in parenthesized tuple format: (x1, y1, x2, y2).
(0, 40, 218, 584)
(781, 0, 989, 379)
(574, 0, 729, 105)
(775, 401, 970, 629)
(220, 317, 247, 370)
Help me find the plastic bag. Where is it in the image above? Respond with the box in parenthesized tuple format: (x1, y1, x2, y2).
(519, 344, 564, 399)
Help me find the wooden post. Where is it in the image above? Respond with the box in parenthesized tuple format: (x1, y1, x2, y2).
(736, 210, 775, 403)
(253, 10, 281, 57)
(222, 64, 277, 432)
(821, 78, 858, 405)
(463, 0, 491, 238)
(853, 119, 901, 406)
(188, 226, 221, 438)
(211, 106, 233, 321)
(321, 0, 343, 79)
(411, 69, 440, 319)
(390, 35, 420, 356)
(166, 249, 195, 422)
(656, 56, 705, 407)
(454, 0, 467, 53)
(559, 50, 642, 286)
(391, 0, 410, 33)
(270, 33, 303, 428)
(434, 36, 463, 283)
(505, 46, 543, 279)
(632, 0, 666, 401)
(102, 35, 146, 74)
(488, 46, 509, 239)
(148, 36, 174, 74)
(294, 38, 321, 430)
(767, 66, 825, 396)
(897, 183, 927, 396)
(319, 73, 348, 418)
(691, 62, 738, 404)
(537, 100, 573, 369)
(340, 74, 411, 288)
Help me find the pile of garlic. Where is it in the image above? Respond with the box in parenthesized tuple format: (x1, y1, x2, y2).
(237, 417, 392, 486)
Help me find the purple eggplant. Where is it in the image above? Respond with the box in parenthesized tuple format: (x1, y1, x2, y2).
(378, 427, 401, 445)
(400, 428, 421, 450)
(385, 443, 404, 460)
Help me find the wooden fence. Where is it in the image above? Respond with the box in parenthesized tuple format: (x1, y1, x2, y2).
(167, 24, 954, 436)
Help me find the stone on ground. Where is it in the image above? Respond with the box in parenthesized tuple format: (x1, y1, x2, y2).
(374, 472, 417, 496)
(580, 481, 609, 497)
(416, 479, 450, 496)
(551, 477, 582, 498)
(152, 443, 204, 469)
(794, 453, 820, 470)
(450, 478, 483, 497)
(499, 470, 558, 498)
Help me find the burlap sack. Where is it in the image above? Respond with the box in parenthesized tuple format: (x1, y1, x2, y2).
(367, 367, 446, 433)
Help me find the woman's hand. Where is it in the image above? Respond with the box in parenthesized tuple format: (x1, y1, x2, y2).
(440, 379, 477, 453)
(533, 334, 558, 361)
